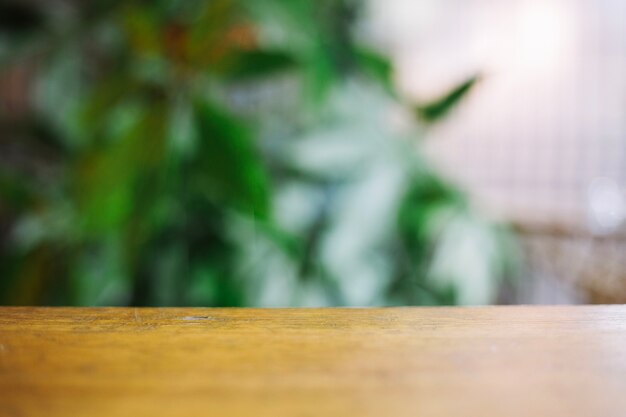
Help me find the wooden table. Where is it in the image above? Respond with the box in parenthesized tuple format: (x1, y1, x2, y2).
(1, 306, 625, 417)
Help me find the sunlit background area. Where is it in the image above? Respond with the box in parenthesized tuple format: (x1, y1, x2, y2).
(0, 0, 624, 306)
(369, 0, 626, 303)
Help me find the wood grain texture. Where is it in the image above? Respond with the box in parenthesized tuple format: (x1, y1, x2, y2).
(0, 306, 625, 417)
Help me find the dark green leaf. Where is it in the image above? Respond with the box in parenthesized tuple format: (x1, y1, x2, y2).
(415, 75, 480, 123)
(193, 99, 270, 219)
(224, 50, 296, 81)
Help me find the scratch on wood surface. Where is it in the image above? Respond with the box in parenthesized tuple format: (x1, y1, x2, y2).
(182, 316, 215, 321)
(134, 308, 140, 323)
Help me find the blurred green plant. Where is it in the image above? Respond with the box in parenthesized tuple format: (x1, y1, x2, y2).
(0, 0, 518, 306)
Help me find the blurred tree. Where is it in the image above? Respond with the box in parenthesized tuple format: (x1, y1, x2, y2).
(0, 0, 518, 306)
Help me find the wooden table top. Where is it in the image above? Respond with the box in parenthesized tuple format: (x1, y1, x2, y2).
(1, 306, 625, 417)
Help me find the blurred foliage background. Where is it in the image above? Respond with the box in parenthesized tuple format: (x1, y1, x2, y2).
(0, 0, 518, 307)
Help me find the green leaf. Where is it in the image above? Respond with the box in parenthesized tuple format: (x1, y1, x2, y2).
(73, 139, 133, 235)
(73, 101, 167, 235)
(397, 172, 464, 247)
(415, 75, 480, 123)
(223, 50, 296, 81)
(0, 171, 34, 211)
(193, 99, 270, 219)
(71, 237, 130, 306)
(302, 44, 339, 109)
(355, 48, 394, 94)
